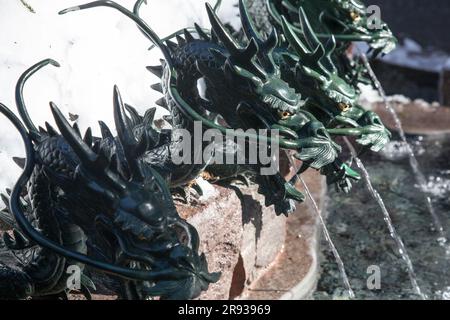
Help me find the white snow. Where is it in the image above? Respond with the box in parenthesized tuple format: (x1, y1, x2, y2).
(358, 84, 383, 105)
(196, 177, 219, 201)
(0, 0, 239, 191)
(357, 37, 450, 73)
(381, 38, 450, 73)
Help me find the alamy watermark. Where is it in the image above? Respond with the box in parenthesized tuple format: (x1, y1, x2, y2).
(366, 5, 383, 30)
(171, 121, 280, 176)
(66, 265, 81, 291)
(367, 265, 381, 290)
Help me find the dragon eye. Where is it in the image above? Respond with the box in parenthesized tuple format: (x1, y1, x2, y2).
(350, 11, 361, 21)
(279, 111, 292, 119)
(338, 103, 351, 112)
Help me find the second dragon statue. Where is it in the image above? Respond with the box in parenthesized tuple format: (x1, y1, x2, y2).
(0, 0, 394, 300)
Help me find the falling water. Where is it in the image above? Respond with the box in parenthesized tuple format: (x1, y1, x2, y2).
(344, 138, 427, 299)
(359, 53, 447, 246)
(288, 155, 355, 299)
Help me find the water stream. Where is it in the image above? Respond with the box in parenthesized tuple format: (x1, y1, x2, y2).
(343, 138, 426, 300)
(288, 155, 355, 299)
(359, 53, 447, 245)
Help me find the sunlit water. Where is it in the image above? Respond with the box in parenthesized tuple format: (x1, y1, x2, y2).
(288, 156, 355, 299)
(315, 135, 450, 300)
(360, 53, 447, 244)
(344, 138, 426, 299)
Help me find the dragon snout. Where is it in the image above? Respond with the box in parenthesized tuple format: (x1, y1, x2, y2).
(306, 121, 332, 140)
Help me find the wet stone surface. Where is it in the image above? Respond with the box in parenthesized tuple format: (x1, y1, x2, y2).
(314, 133, 450, 300)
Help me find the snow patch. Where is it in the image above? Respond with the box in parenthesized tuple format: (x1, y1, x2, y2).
(381, 38, 450, 73)
(196, 177, 219, 201)
(0, 0, 238, 191)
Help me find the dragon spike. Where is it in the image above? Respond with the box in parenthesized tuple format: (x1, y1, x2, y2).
(113, 85, 146, 181)
(176, 34, 186, 46)
(124, 104, 142, 126)
(12, 157, 26, 169)
(72, 122, 82, 137)
(113, 86, 136, 146)
(211, 30, 219, 43)
(83, 127, 93, 146)
(143, 108, 157, 125)
(240, 38, 259, 63)
(194, 23, 210, 41)
(150, 83, 163, 93)
(297, 6, 337, 74)
(51, 102, 126, 192)
(98, 121, 114, 140)
(298, 7, 323, 54)
(239, 0, 264, 44)
(45, 122, 58, 136)
(146, 65, 163, 78)
(266, 28, 279, 52)
(165, 40, 178, 52)
(240, 0, 279, 74)
(155, 97, 167, 108)
(281, 15, 334, 76)
(281, 16, 310, 57)
(238, 0, 279, 74)
(51, 102, 97, 164)
(205, 3, 241, 56)
(320, 35, 338, 74)
(205, 2, 265, 77)
(183, 29, 195, 42)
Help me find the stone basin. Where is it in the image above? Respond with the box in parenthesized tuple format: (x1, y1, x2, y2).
(373, 101, 450, 135)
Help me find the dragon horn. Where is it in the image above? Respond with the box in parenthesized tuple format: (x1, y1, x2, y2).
(320, 35, 338, 74)
(281, 16, 311, 56)
(205, 3, 241, 56)
(298, 7, 322, 52)
(113, 86, 147, 181)
(16, 59, 60, 141)
(239, 0, 264, 46)
(238, 0, 278, 74)
(282, 14, 332, 76)
(206, 3, 267, 77)
(50, 102, 126, 192)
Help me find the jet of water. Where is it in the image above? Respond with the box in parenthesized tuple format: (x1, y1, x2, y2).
(359, 52, 447, 246)
(344, 138, 427, 300)
(288, 155, 355, 299)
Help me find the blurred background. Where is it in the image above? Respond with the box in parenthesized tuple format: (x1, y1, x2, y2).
(367, 0, 450, 102)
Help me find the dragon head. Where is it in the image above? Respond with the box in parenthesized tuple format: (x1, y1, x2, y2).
(196, 2, 334, 146)
(190, 2, 341, 170)
(50, 86, 219, 300)
(268, 0, 397, 55)
(280, 10, 358, 120)
(195, 3, 304, 126)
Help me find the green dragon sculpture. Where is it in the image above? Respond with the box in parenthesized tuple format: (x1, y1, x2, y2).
(0, 0, 396, 300)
